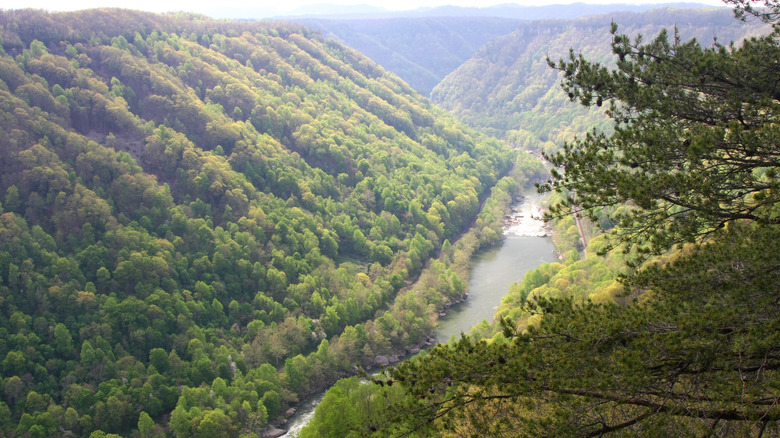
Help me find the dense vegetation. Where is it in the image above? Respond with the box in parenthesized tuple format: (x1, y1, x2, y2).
(431, 8, 770, 153)
(0, 8, 526, 437)
(301, 17, 523, 96)
(298, 4, 709, 97)
(304, 2, 780, 436)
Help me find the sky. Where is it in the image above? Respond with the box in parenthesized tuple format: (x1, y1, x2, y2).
(9, 0, 727, 18)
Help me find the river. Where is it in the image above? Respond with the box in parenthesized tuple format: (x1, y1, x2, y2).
(280, 193, 556, 436)
(435, 192, 557, 343)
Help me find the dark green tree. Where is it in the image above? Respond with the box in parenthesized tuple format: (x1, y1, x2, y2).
(541, 1, 780, 258)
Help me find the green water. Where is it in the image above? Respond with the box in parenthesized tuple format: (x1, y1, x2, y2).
(435, 235, 556, 343)
(283, 194, 556, 436)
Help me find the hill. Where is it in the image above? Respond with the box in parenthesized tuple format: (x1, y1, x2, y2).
(300, 3, 780, 435)
(431, 7, 771, 150)
(293, 3, 717, 96)
(301, 17, 524, 96)
(0, 8, 517, 436)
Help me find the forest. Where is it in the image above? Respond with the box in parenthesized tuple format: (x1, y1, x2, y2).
(431, 7, 771, 154)
(2, 1, 778, 437)
(0, 8, 548, 437)
(300, 17, 525, 96)
(295, 3, 709, 97)
(302, 1, 780, 436)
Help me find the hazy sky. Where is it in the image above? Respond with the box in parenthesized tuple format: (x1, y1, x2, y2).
(13, 0, 727, 18)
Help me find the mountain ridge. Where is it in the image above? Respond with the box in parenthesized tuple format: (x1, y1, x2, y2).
(431, 7, 772, 148)
(293, 3, 722, 95)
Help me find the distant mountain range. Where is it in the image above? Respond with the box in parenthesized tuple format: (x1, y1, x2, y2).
(300, 16, 524, 95)
(208, 2, 722, 20)
(431, 7, 772, 148)
(276, 3, 722, 95)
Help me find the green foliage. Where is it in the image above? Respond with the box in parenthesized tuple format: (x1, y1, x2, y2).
(137, 411, 154, 438)
(432, 8, 769, 152)
(386, 224, 780, 436)
(300, 376, 425, 438)
(329, 4, 780, 436)
(0, 8, 517, 437)
(542, 12, 780, 258)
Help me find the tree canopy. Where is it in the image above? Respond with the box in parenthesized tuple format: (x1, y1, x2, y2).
(335, 2, 780, 436)
(541, 5, 780, 257)
(431, 7, 768, 152)
(0, 8, 521, 437)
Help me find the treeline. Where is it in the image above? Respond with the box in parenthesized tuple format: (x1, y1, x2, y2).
(0, 8, 519, 437)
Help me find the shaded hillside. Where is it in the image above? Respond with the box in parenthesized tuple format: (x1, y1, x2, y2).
(0, 8, 516, 436)
(294, 4, 715, 96)
(301, 17, 523, 96)
(431, 7, 771, 150)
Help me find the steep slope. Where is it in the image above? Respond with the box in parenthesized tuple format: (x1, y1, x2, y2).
(0, 8, 515, 436)
(301, 17, 523, 96)
(295, 4, 715, 96)
(301, 5, 780, 436)
(431, 7, 771, 151)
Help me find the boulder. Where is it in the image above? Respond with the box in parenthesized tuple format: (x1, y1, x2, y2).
(375, 355, 390, 367)
(261, 426, 287, 438)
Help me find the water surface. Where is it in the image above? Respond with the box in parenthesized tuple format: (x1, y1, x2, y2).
(282, 193, 555, 435)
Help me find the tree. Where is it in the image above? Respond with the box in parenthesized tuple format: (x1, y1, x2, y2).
(540, 4, 780, 258)
(375, 3, 780, 436)
(54, 323, 74, 358)
(731, 0, 780, 23)
(137, 411, 154, 438)
(4, 185, 20, 212)
(149, 348, 169, 374)
(388, 222, 780, 436)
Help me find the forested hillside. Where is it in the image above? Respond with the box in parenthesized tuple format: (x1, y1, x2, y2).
(300, 17, 523, 96)
(0, 8, 520, 436)
(297, 4, 714, 96)
(302, 2, 780, 436)
(432, 7, 771, 152)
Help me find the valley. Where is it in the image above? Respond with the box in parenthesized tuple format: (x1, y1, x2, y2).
(0, 2, 778, 437)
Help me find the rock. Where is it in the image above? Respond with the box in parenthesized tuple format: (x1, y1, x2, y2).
(261, 426, 287, 438)
(284, 408, 296, 417)
(375, 355, 390, 367)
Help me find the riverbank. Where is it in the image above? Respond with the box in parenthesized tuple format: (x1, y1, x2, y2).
(280, 190, 557, 436)
(435, 192, 557, 343)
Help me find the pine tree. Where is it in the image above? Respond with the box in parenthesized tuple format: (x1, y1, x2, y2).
(381, 2, 780, 436)
(540, 1, 780, 258)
